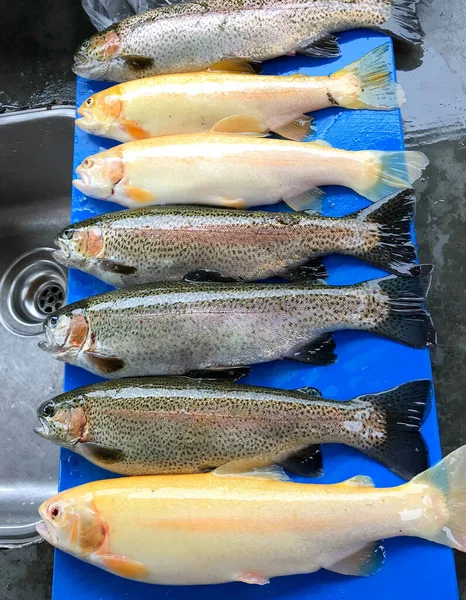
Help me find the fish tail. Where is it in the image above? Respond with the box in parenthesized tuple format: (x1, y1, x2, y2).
(348, 380, 431, 480)
(377, 0, 424, 45)
(353, 189, 419, 276)
(331, 44, 405, 110)
(354, 149, 428, 203)
(365, 264, 436, 347)
(409, 445, 466, 551)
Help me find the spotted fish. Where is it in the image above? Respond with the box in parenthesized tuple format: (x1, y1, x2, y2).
(72, 0, 423, 82)
(37, 446, 466, 584)
(38, 266, 436, 378)
(34, 376, 431, 480)
(53, 191, 419, 288)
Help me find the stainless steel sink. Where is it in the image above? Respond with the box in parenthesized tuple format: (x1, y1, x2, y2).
(0, 107, 74, 546)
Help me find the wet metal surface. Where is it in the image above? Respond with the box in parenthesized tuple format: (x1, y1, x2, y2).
(0, 0, 465, 597)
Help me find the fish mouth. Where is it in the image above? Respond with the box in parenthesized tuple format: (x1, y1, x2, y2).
(36, 520, 58, 547)
(38, 328, 60, 355)
(72, 178, 111, 200)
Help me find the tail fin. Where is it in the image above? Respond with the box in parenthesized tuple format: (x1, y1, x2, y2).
(378, 0, 424, 45)
(366, 264, 437, 347)
(350, 380, 431, 480)
(354, 190, 419, 276)
(410, 445, 466, 551)
(354, 150, 429, 203)
(331, 44, 405, 110)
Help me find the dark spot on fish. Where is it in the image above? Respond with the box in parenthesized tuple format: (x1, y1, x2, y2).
(91, 332, 96, 344)
(327, 91, 339, 106)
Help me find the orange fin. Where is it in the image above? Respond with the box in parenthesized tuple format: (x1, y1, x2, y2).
(235, 572, 270, 585)
(217, 197, 247, 209)
(85, 352, 125, 375)
(120, 185, 156, 204)
(283, 187, 325, 212)
(210, 114, 268, 136)
(98, 553, 149, 580)
(207, 58, 257, 74)
(272, 115, 314, 141)
(119, 118, 149, 140)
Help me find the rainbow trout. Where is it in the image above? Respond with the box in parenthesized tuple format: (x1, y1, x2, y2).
(36, 446, 466, 585)
(38, 266, 435, 378)
(76, 44, 404, 142)
(34, 377, 431, 480)
(53, 191, 419, 287)
(73, 0, 423, 82)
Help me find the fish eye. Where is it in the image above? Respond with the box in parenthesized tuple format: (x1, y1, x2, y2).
(62, 228, 74, 240)
(48, 315, 59, 329)
(83, 158, 94, 168)
(50, 505, 60, 519)
(85, 98, 93, 106)
(41, 401, 56, 418)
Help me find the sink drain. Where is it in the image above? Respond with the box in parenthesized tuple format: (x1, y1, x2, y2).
(0, 248, 67, 337)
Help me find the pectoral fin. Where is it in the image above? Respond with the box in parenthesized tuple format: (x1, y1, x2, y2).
(214, 462, 289, 482)
(120, 185, 156, 205)
(283, 187, 325, 212)
(97, 259, 137, 276)
(207, 58, 258, 74)
(184, 367, 250, 381)
(210, 114, 268, 136)
(79, 442, 125, 465)
(285, 333, 337, 366)
(85, 352, 125, 375)
(121, 55, 154, 70)
(272, 115, 314, 141)
(340, 475, 375, 488)
(327, 542, 385, 577)
(97, 553, 150, 580)
(282, 257, 328, 281)
(280, 444, 323, 477)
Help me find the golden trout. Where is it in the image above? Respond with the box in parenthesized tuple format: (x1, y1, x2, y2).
(72, 0, 423, 82)
(76, 44, 404, 142)
(72, 134, 428, 211)
(53, 191, 419, 287)
(38, 267, 436, 379)
(36, 445, 466, 585)
(34, 377, 431, 480)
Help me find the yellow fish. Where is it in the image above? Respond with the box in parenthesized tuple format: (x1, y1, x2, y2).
(72, 134, 427, 211)
(37, 446, 466, 585)
(76, 44, 404, 143)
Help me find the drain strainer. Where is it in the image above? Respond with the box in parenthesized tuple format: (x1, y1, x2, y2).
(0, 248, 67, 337)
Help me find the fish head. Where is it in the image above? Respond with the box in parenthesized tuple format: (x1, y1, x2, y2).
(73, 150, 124, 200)
(54, 224, 105, 269)
(37, 491, 106, 558)
(76, 90, 122, 138)
(39, 308, 89, 361)
(73, 29, 122, 81)
(34, 396, 87, 449)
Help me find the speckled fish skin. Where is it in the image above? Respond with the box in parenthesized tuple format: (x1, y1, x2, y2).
(75, 44, 404, 142)
(36, 446, 466, 584)
(53, 191, 419, 287)
(38, 267, 435, 378)
(34, 377, 431, 480)
(72, 0, 421, 82)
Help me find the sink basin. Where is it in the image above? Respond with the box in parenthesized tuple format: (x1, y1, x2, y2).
(0, 106, 74, 546)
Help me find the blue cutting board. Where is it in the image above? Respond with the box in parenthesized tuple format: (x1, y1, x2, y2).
(52, 30, 459, 600)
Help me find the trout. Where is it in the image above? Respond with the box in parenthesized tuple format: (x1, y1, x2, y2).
(72, 134, 428, 211)
(53, 191, 419, 287)
(72, 0, 423, 82)
(36, 446, 466, 585)
(76, 44, 404, 142)
(38, 266, 436, 378)
(34, 377, 431, 480)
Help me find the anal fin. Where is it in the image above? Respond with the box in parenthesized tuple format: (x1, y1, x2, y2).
(214, 462, 289, 482)
(285, 333, 337, 366)
(297, 34, 341, 58)
(184, 367, 250, 381)
(284, 186, 325, 212)
(235, 572, 270, 585)
(280, 444, 323, 477)
(211, 114, 268, 136)
(183, 269, 241, 283)
(273, 115, 314, 141)
(327, 542, 386, 577)
(207, 58, 258, 74)
(282, 257, 328, 281)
